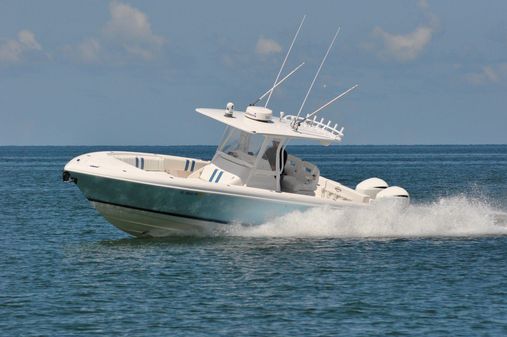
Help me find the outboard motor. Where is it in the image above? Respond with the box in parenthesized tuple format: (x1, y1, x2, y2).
(375, 186, 410, 208)
(355, 177, 388, 199)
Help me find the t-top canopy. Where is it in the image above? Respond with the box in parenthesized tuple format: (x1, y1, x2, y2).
(196, 107, 343, 145)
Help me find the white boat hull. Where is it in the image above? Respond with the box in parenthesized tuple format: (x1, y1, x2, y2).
(63, 151, 407, 237)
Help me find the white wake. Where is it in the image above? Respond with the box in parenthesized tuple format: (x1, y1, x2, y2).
(221, 196, 507, 238)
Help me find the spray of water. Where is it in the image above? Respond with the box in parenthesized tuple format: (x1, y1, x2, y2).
(219, 195, 507, 238)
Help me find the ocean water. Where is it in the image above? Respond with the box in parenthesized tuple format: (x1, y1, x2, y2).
(1, 145, 507, 336)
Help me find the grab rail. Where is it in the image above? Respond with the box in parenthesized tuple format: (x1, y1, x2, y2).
(283, 115, 344, 140)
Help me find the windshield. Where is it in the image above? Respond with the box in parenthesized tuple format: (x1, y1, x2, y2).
(219, 127, 265, 165)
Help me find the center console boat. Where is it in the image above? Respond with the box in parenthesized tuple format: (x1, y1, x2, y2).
(63, 19, 409, 237)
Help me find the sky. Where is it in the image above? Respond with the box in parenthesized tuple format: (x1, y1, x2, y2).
(0, 0, 506, 145)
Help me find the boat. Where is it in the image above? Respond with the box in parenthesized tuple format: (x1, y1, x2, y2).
(63, 19, 410, 237)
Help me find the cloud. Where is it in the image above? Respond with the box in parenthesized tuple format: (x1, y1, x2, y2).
(255, 37, 282, 56)
(373, 25, 433, 61)
(76, 38, 101, 63)
(464, 64, 507, 85)
(66, 1, 166, 63)
(371, 0, 438, 62)
(418, 0, 429, 10)
(103, 1, 165, 60)
(0, 30, 42, 63)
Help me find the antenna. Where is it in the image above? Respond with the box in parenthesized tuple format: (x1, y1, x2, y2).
(293, 27, 340, 128)
(264, 15, 306, 107)
(304, 84, 358, 120)
(250, 62, 305, 106)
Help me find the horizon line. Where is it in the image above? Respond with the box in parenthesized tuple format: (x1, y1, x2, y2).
(1, 143, 506, 147)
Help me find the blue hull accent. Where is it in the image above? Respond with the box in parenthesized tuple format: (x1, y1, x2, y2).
(72, 173, 311, 227)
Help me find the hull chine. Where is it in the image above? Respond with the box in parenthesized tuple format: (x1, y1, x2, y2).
(91, 201, 224, 237)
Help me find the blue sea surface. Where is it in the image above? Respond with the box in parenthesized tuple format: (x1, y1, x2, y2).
(1, 145, 507, 336)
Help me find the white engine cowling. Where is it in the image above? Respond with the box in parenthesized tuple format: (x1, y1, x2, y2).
(375, 186, 410, 208)
(355, 177, 388, 199)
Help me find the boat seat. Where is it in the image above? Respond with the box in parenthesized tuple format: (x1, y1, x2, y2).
(282, 155, 320, 194)
(114, 155, 164, 171)
(113, 154, 205, 176)
(199, 164, 242, 185)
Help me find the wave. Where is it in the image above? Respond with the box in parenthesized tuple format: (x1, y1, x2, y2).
(220, 195, 507, 238)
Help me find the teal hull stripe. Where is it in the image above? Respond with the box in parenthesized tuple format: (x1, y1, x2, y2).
(215, 171, 224, 183)
(71, 171, 314, 226)
(190, 160, 196, 172)
(88, 198, 230, 224)
(184, 159, 189, 171)
(209, 168, 218, 182)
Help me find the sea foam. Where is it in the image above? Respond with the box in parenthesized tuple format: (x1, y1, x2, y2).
(220, 196, 507, 238)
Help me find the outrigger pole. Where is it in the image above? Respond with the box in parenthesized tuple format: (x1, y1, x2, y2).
(302, 84, 359, 123)
(293, 27, 340, 130)
(250, 62, 305, 106)
(264, 15, 306, 108)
